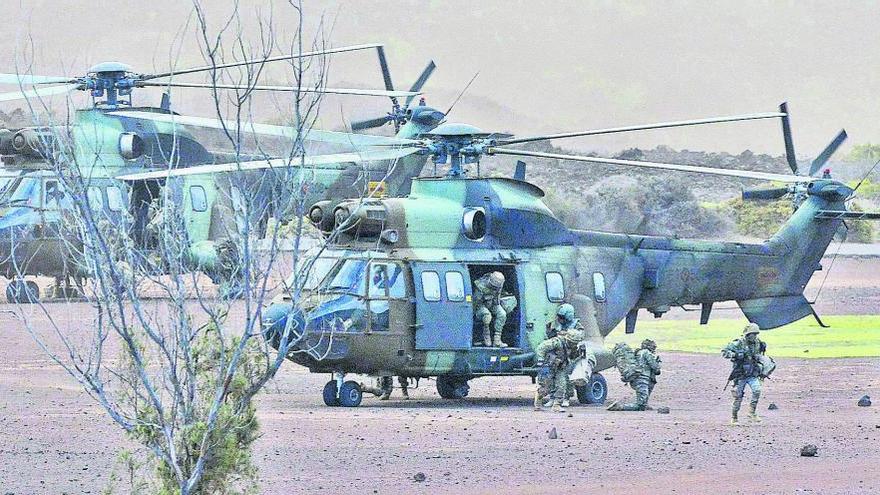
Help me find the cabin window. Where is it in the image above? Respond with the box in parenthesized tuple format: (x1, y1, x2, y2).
(545, 272, 565, 302)
(86, 186, 103, 211)
(369, 262, 405, 299)
(190, 185, 208, 212)
(421, 271, 441, 302)
(106, 186, 125, 212)
(445, 271, 465, 302)
(593, 272, 607, 303)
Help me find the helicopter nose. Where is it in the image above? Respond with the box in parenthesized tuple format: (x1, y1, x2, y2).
(262, 302, 306, 349)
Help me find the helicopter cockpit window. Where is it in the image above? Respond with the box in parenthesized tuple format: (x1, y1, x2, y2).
(421, 271, 441, 302)
(545, 272, 565, 302)
(288, 257, 338, 292)
(44, 180, 64, 209)
(190, 185, 208, 212)
(593, 272, 607, 303)
(445, 271, 465, 302)
(0, 176, 39, 208)
(87, 186, 103, 211)
(106, 186, 125, 212)
(368, 262, 405, 299)
(321, 259, 367, 296)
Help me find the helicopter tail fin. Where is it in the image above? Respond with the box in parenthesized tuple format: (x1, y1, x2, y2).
(735, 183, 850, 329)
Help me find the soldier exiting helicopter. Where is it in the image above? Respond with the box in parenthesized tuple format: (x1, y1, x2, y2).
(473, 271, 509, 347)
(535, 303, 592, 413)
(722, 323, 769, 425)
(607, 339, 662, 411)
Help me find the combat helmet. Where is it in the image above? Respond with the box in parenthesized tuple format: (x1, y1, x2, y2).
(742, 323, 761, 336)
(488, 271, 505, 289)
(640, 339, 657, 351)
(556, 303, 576, 323)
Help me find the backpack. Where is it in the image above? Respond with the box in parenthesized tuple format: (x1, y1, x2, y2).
(612, 342, 639, 383)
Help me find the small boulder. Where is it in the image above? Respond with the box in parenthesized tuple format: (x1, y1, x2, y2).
(858, 395, 871, 407)
(548, 427, 558, 439)
(413, 472, 426, 483)
(657, 406, 670, 414)
(768, 403, 779, 410)
(800, 444, 818, 457)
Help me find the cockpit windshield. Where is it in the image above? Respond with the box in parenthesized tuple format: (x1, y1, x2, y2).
(0, 176, 38, 207)
(285, 256, 338, 293)
(321, 259, 367, 296)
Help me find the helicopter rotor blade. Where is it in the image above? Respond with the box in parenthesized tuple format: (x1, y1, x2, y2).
(0, 83, 79, 102)
(109, 110, 421, 148)
(0, 73, 75, 85)
(404, 61, 437, 110)
(742, 187, 790, 201)
(350, 116, 393, 131)
(137, 80, 420, 98)
(142, 43, 381, 81)
(779, 102, 799, 174)
(116, 147, 421, 181)
(809, 129, 847, 177)
(497, 111, 787, 147)
(489, 148, 806, 184)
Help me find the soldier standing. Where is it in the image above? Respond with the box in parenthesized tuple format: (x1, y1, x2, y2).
(607, 339, 661, 411)
(722, 323, 767, 425)
(535, 303, 591, 412)
(473, 271, 507, 347)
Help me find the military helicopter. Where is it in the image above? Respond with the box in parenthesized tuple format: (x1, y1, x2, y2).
(0, 44, 440, 301)
(252, 101, 880, 407)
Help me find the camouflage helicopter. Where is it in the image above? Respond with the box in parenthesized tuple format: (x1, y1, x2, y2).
(247, 102, 880, 407)
(0, 44, 440, 301)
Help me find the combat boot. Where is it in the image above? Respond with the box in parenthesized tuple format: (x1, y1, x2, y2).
(534, 392, 542, 411)
(730, 411, 739, 426)
(379, 389, 392, 400)
(561, 398, 570, 408)
(482, 327, 492, 347)
(492, 332, 507, 348)
(401, 386, 410, 400)
(552, 400, 566, 413)
(748, 403, 762, 423)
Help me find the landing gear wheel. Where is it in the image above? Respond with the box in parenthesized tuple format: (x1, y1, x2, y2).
(322, 380, 340, 407)
(436, 375, 470, 399)
(338, 381, 363, 407)
(576, 372, 608, 405)
(6, 280, 39, 303)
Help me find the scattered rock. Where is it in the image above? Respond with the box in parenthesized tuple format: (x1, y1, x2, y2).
(768, 403, 778, 410)
(548, 427, 558, 439)
(413, 472, 426, 483)
(800, 444, 818, 457)
(657, 406, 670, 414)
(567, 413, 573, 418)
(603, 435, 613, 440)
(858, 395, 871, 407)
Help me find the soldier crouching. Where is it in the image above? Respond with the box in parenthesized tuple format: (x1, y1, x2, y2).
(607, 339, 661, 411)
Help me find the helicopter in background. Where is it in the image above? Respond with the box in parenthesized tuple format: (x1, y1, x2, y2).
(234, 99, 877, 407)
(0, 44, 442, 302)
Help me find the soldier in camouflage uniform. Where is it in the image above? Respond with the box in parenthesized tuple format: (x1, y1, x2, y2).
(535, 303, 590, 412)
(473, 271, 508, 347)
(607, 339, 661, 411)
(360, 376, 410, 400)
(722, 323, 767, 425)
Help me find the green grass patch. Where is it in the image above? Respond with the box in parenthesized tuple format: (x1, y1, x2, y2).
(611, 315, 880, 358)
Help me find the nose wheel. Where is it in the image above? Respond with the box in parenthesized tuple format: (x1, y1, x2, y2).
(322, 378, 363, 407)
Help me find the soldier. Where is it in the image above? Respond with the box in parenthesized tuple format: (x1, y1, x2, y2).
(535, 303, 592, 412)
(607, 339, 661, 411)
(360, 376, 410, 400)
(473, 271, 508, 347)
(722, 323, 767, 425)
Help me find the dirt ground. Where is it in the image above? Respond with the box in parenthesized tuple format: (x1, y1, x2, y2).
(0, 257, 878, 494)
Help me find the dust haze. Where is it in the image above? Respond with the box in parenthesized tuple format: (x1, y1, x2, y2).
(2, 1, 879, 156)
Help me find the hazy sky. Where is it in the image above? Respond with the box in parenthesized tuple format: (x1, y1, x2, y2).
(2, 1, 879, 155)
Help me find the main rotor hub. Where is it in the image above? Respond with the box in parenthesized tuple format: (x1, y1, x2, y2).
(84, 61, 138, 107)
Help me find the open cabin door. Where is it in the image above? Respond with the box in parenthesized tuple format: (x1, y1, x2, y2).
(412, 262, 473, 350)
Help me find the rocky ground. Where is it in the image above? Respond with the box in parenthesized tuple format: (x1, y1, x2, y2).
(0, 259, 878, 494)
